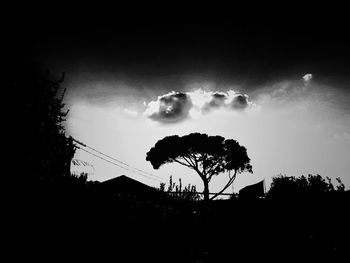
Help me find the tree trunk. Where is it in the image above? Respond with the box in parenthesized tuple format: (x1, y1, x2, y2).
(203, 179, 210, 202)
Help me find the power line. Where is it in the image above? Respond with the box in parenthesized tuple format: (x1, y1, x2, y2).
(87, 145, 162, 180)
(77, 146, 164, 183)
(73, 139, 240, 198)
(72, 137, 164, 181)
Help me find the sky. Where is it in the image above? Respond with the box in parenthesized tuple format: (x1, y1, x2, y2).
(65, 72, 350, 193)
(8, 3, 350, 193)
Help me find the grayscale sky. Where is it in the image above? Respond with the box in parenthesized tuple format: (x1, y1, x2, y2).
(10, 3, 350, 192)
(64, 71, 350, 192)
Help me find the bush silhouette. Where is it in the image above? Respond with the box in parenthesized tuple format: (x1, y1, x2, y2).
(267, 174, 345, 199)
(159, 175, 201, 201)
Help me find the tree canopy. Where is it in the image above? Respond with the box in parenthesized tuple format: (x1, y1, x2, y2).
(146, 133, 252, 201)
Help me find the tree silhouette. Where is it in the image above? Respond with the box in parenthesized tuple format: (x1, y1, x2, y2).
(267, 174, 345, 199)
(146, 133, 252, 201)
(9, 59, 76, 183)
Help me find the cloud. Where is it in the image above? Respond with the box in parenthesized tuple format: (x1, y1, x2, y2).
(202, 90, 251, 112)
(230, 94, 250, 110)
(144, 91, 193, 123)
(123, 108, 138, 117)
(303, 73, 313, 82)
(144, 89, 252, 123)
(258, 74, 316, 106)
(202, 92, 228, 111)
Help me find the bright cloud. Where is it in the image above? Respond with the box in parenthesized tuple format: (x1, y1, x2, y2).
(303, 73, 313, 82)
(144, 89, 253, 123)
(144, 91, 193, 123)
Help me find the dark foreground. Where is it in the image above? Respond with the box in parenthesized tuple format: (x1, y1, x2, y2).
(7, 180, 349, 262)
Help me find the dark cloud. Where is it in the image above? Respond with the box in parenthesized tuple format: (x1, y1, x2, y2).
(209, 93, 228, 107)
(231, 94, 249, 110)
(203, 92, 250, 112)
(202, 92, 228, 112)
(146, 92, 193, 123)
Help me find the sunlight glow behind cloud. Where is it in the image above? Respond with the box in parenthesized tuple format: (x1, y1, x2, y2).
(143, 89, 253, 123)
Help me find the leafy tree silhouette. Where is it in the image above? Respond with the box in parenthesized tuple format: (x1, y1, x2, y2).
(8, 59, 76, 184)
(267, 174, 345, 199)
(146, 133, 252, 201)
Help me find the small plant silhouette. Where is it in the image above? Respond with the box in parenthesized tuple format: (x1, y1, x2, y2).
(159, 176, 200, 201)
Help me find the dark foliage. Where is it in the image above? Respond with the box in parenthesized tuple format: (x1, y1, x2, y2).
(8, 59, 76, 184)
(267, 174, 345, 199)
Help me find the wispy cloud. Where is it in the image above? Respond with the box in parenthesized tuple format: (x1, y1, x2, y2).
(123, 108, 138, 117)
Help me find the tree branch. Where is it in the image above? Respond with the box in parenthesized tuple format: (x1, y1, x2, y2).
(200, 152, 208, 174)
(207, 164, 219, 181)
(210, 170, 237, 200)
(175, 156, 205, 181)
(172, 158, 193, 168)
(190, 153, 199, 169)
(183, 155, 196, 168)
(207, 160, 224, 181)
